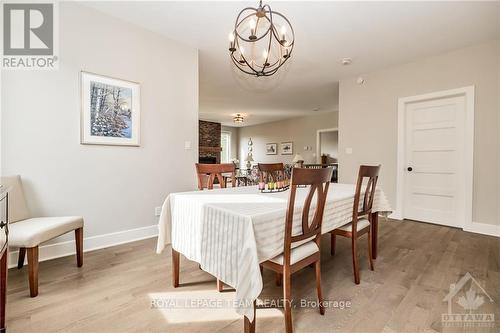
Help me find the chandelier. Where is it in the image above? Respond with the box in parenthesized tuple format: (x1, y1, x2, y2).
(228, 0, 295, 77)
(233, 114, 244, 123)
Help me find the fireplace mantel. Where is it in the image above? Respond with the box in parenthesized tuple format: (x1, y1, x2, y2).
(199, 146, 222, 153)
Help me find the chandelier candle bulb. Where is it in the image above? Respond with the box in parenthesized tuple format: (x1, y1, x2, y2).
(249, 18, 256, 30)
(239, 47, 245, 64)
(228, 32, 236, 52)
(280, 25, 287, 43)
(249, 18, 257, 40)
(283, 48, 289, 59)
(262, 49, 270, 66)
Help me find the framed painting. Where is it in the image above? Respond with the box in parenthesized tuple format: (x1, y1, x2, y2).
(266, 143, 277, 155)
(281, 141, 293, 155)
(81, 71, 140, 146)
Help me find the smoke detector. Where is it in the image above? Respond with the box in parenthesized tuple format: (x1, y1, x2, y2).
(341, 58, 352, 65)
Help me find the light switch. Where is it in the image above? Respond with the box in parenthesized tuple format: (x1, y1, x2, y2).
(345, 147, 353, 154)
(184, 141, 192, 150)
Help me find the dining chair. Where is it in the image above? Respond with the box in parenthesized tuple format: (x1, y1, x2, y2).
(0, 175, 84, 297)
(193, 163, 235, 291)
(195, 163, 236, 190)
(330, 165, 380, 284)
(261, 167, 333, 333)
(257, 163, 285, 183)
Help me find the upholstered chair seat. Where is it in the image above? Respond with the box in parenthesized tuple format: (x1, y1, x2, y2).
(336, 218, 371, 232)
(0, 175, 84, 297)
(9, 216, 84, 248)
(270, 241, 319, 265)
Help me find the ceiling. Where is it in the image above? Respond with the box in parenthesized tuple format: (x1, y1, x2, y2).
(84, 1, 500, 126)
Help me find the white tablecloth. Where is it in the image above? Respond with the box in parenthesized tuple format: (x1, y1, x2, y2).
(156, 184, 391, 321)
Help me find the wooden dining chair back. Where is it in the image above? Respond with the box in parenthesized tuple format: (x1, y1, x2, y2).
(285, 167, 332, 252)
(331, 164, 381, 284)
(258, 163, 285, 183)
(352, 165, 380, 230)
(261, 167, 333, 333)
(195, 163, 236, 190)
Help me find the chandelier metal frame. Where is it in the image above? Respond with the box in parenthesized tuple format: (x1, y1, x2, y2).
(228, 0, 295, 77)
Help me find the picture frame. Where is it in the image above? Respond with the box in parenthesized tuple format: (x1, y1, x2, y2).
(281, 141, 293, 155)
(81, 71, 141, 146)
(266, 143, 278, 155)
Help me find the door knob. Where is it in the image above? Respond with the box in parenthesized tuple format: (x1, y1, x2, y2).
(0, 221, 6, 229)
(407, 167, 413, 172)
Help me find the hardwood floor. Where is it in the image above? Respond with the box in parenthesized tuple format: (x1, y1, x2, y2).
(5, 219, 500, 332)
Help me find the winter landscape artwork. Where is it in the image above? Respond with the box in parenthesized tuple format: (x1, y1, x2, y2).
(81, 72, 140, 146)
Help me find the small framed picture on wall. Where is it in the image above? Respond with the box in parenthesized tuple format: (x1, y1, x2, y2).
(281, 142, 293, 155)
(266, 143, 278, 155)
(81, 71, 141, 146)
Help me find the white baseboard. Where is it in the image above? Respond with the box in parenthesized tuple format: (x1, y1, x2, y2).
(463, 222, 500, 237)
(388, 214, 499, 238)
(8, 224, 158, 268)
(388, 211, 403, 220)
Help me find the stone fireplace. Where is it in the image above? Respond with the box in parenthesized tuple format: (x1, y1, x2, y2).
(199, 120, 222, 163)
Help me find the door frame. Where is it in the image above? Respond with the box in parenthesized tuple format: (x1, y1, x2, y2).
(393, 86, 475, 230)
(316, 127, 338, 163)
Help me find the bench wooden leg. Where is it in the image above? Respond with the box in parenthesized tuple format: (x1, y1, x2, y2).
(27, 246, 39, 297)
(17, 247, 26, 269)
(75, 228, 83, 267)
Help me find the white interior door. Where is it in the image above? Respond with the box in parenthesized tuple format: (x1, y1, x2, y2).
(404, 95, 465, 227)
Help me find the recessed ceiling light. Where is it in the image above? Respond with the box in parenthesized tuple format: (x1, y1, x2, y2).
(341, 58, 352, 65)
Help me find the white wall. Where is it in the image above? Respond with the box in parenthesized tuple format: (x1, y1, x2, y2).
(1, 3, 199, 248)
(339, 40, 500, 227)
(239, 112, 338, 166)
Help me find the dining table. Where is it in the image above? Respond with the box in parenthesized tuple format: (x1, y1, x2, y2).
(156, 183, 391, 332)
